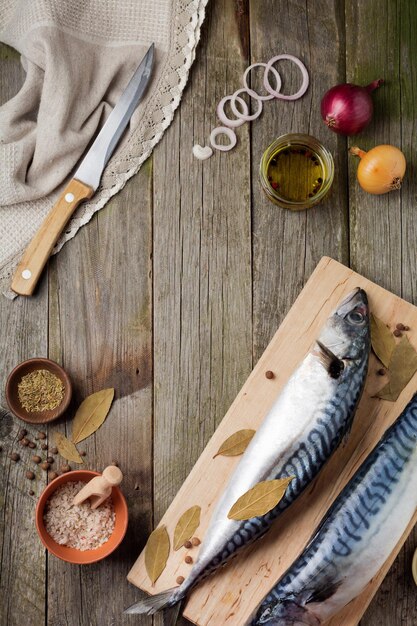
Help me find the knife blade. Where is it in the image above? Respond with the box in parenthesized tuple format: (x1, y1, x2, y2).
(11, 43, 155, 297)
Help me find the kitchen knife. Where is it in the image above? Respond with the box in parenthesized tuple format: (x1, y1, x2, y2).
(11, 43, 155, 296)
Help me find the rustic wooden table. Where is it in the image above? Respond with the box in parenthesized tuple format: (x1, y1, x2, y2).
(1, 1, 416, 625)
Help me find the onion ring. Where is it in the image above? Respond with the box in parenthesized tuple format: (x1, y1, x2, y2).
(263, 54, 309, 100)
(230, 89, 263, 121)
(242, 62, 282, 101)
(210, 126, 237, 151)
(216, 95, 249, 128)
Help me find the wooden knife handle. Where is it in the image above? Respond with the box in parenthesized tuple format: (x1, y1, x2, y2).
(11, 179, 94, 296)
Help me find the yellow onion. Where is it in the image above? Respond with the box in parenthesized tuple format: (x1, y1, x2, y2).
(350, 144, 406, 194)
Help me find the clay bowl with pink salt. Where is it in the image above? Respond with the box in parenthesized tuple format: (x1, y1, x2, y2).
(36, 470, 128, 564)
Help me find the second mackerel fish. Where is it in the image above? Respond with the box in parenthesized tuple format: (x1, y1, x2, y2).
(125, 287, 370, 617)
(249, 392, 417, 625)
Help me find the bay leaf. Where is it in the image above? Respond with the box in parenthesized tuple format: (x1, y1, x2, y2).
(228, 476, 294, 521)
(72, 388, 115, 444)
(173, 505, 201, 551)
(145, 525, 170, 585)
(54, 432, 83, 464)
(370, 314, 395, 368)
(213, 429, 256, 458)
(376, 336, 417, 401)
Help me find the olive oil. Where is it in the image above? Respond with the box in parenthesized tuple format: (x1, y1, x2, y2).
(267, 146, 325, 203)
(260, 134, 334, 210)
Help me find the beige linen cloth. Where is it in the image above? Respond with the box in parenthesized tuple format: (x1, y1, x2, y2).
(0, 0, 207, 298)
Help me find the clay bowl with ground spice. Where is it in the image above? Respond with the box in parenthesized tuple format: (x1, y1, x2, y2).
(36, 470, 128, 564)
(5, 357, 72, 424)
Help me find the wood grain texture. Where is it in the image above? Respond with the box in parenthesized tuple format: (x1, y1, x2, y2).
(250, 0, 349, 360)
(128, 257, 417, 626)
(0, 42, 48, 626)
(46, 163, 153, 626)
(151, 0, 252, 591)
(151, 2, 252, 623)
(346, 3, 417, 624)
(346, 0, 402, 294)
(2, 2, 417, 625)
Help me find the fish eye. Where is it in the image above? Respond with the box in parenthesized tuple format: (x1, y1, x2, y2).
(347, 310, 364, 324)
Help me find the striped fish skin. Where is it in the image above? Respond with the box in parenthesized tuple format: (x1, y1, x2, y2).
(124, 288, 370, 615)
(250, 393, 417, 626)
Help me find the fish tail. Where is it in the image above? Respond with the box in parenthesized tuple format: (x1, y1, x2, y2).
(124, 587, 183, 616)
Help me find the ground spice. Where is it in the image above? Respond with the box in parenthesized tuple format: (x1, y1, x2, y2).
(17, 369, 65, 413)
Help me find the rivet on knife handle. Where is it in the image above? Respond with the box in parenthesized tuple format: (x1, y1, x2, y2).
(11, 179, 94, 296)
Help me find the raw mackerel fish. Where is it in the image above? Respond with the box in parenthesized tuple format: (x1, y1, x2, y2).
(249, 392, 417, 626)
(125, 288, 370, 617)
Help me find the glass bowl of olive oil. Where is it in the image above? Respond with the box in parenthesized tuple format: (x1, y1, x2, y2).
(260, 133, 334, 210)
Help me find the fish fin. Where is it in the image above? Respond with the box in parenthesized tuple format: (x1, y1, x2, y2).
(163, 599, 185, 626)
(124, 587, 179, 615)
(253, 599, 321, 626)
(305, 579, 343, 604)
(341, 427, 352, 447)
(315, 341, 344, 379)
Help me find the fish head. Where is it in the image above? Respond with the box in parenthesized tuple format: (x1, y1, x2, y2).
(318, 287, 370, 361)
(252, 599, 321, 626)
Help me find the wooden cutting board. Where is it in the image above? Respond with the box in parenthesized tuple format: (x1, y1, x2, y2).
(128, 257, 417, 625)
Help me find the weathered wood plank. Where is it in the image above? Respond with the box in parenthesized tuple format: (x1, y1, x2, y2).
(250, 0, 349, 360)
(346, 1, 402, 294)
(346, 2, 417, 624)
(46, 162, 153, 625)
(151, 0, 252, 623)
(0, 42, 48, 626)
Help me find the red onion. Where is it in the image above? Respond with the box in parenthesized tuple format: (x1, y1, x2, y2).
(321, 79, 384, 136)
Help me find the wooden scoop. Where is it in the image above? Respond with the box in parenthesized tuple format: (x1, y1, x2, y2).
(73, 465, 123, 509)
